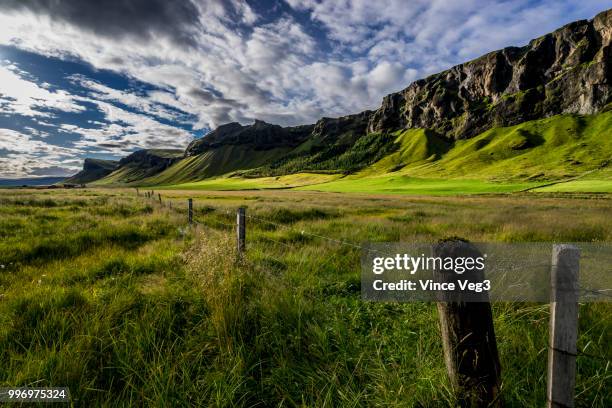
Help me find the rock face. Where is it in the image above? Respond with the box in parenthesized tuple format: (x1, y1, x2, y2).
(311, 111, 373, 144)
(119, 149, 183, 170)
(64, 158, 119, 184)
(367, 9, 611, 139)
(185, 120, 314, 157)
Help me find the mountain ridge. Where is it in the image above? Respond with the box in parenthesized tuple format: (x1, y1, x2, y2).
(74, 9, 611, 188)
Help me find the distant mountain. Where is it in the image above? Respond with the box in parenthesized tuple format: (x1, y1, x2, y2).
(92, 149, 183, 185)
(75, 9, 611, 188)
(0, 177, 67, 187)
(64, 158, 119, 184)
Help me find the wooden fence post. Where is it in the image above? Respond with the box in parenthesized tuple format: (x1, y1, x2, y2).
(547, 244, 580, 408)
(158, 193, 162, 205)
(188, 198, 193, 225)
(136, 187, 139, 196)
(433, 240, 501, 407)
(237, 207, 246, 256)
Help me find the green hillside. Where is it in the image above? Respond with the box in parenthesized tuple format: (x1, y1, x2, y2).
(159, 111, 611, 194)
(92, 149, 183, 185)
(63, 158, 119, 184)
(138, 145, 294, 186)
(397, 111, 611, 181)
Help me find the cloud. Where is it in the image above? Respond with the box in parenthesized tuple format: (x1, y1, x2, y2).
(0, 128, 83, 177)
(0, 66, 194, 175)
(288, 0, 610, 75)
(0, 0, 203, 47)
(0, 62, 85, 117)
(68, 99, 193, 155)
(68, 74, 193, 124)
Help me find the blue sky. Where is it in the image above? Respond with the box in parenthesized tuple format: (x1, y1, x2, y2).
(0, 0, 609, 178)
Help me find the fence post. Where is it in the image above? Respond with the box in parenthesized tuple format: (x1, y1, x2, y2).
(237, 207, 246, 256)
(158, 193, 162, 205)
(433, 240, 501, 407)
(188, 198, 193, 225)
(136, 187, 139, 196)
(547, 244, 580, 408)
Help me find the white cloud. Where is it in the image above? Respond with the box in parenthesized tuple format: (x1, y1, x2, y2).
(0, 128, 83, 177)
(0, 62, 85, 117)
(67, 99, 193, 154)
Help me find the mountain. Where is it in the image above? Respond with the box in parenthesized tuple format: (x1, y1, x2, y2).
(367, 8, 611, 139)
(76, 9, 612, 191)
(92, 149, 183, 185)
(185, 120, 314, 156)
(0, 177, 67, 187)
(64, 158, 119, 184)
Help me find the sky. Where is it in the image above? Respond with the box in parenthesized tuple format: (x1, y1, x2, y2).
(0, 0, 609, 178)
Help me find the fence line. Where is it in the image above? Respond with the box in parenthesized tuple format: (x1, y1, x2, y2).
(132, 193, 610, 406)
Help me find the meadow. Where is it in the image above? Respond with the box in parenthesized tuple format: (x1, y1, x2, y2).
(0, 188, 610, 406)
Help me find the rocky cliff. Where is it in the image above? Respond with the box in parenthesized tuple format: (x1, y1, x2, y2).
(118, 149, 183, 169)
(64, 158, 119, 184)
(367, 8, 611, 139)
(185, 120, 314, 157)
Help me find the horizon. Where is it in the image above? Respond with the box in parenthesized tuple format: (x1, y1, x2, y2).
(0, 0, 610, 178)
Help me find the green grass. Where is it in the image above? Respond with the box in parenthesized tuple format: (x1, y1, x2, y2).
(128, 145, 294, 186)
(163, 172, 343, 191)
(534, 179, 612, 193)
(396, 112, 612, 181)
(0, 189, 610, 406)
(531, 168, 612, 193)
(296, 175, 541, 194)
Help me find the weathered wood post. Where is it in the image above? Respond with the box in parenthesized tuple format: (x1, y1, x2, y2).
(433, 240, 501, 407)
(158, 193, 162, 205)
(136, 187, 139, 196)
(188, 198, 193, 225)
(237, 207, 246, 256)
(547, 244, 580, 408)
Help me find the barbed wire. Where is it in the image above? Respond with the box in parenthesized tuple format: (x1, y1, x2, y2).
(578, 285, 612, 299)
(139, 196, 612, 300)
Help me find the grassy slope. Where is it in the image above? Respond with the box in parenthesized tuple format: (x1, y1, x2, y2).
(296, 176, 539, 195)
(532, 168, 612, 192)
(137, 145, 294, 186)
(93, 164, 152, 185)
(63, 159, 118, 184)
(164, 112, 611, 194)
(398, 111, 612, 181)
(92, 150, 184, 186)
(163, 172, 343, 190)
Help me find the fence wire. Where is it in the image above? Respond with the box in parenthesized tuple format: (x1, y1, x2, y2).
(139, 195, 612, 301)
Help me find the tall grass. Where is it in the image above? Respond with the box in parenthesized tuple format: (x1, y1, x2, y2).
(0, 189, 609, 406)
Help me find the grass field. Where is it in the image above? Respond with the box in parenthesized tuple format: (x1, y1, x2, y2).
(0, 188, 610, 406)
(164, 173, 542, 195)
